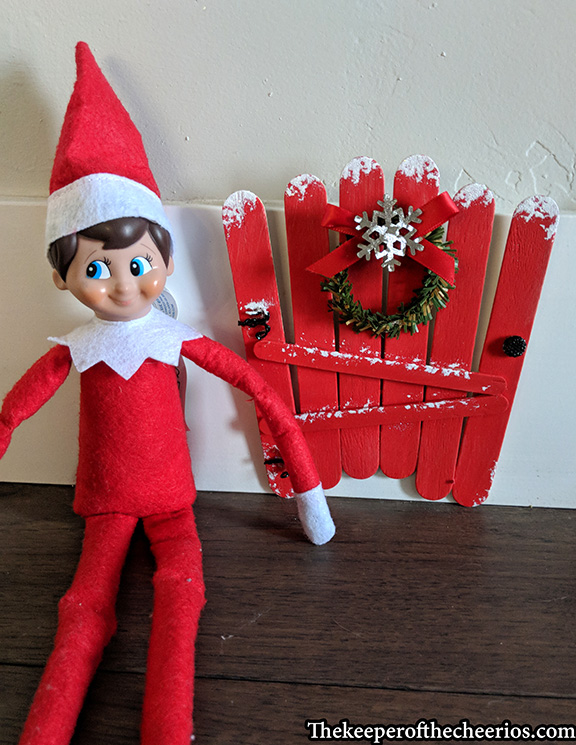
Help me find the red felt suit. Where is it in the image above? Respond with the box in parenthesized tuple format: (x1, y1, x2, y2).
(0, 331, 324, 745)
(1, 41, 335, 745)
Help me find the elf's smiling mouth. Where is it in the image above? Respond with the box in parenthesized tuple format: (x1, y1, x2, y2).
(111, 296, 137, 306)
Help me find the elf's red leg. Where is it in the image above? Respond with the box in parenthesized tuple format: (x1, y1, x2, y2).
(18, 512, 138, 745)
(141, 507, 205, 745)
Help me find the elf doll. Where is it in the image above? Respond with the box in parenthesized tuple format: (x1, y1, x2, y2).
(0, 42, 335, 745)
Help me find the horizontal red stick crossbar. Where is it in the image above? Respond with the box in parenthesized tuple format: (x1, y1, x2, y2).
(254, 341, 506, 396)
(259, 395, 509, 433)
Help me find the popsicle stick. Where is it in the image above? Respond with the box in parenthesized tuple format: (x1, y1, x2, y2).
(253, 340, 505, 396)
(259, 394, 507, 434)
(294, 395, 508, 431)
(453, 196, 558, 506)
(284, 175, 342, 489)
(223, 191, 296, 497)
(380, 155, 440, 478)
(337, 157, 385, 479)
(416, 184, 495, 500)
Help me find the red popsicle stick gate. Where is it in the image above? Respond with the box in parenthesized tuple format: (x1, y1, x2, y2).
(222, 156, 558, 506)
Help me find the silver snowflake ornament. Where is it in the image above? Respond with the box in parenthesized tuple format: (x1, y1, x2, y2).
(355, 195, 424, 272)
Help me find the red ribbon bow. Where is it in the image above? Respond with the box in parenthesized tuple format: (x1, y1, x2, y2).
(306, 191, 459, 285)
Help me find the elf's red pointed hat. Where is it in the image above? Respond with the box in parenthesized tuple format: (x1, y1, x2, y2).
(45, 42, 171, 248)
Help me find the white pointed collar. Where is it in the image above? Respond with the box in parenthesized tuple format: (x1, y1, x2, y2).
(49, 307, 202, 380)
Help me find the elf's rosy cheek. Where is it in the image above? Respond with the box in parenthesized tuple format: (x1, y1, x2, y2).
(140, 273, 165, 297)
(82, 284, 109, 304)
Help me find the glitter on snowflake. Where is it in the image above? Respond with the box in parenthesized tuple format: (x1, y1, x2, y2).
(354, 195, 424, 272)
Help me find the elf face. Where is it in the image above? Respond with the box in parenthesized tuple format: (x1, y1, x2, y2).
(53, 231, 174, 321)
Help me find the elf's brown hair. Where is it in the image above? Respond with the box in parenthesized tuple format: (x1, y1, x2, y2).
(48, 217, 172, 280)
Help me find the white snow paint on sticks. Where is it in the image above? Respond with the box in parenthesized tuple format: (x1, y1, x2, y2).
(285, 174, 317, 201)
(222, 190, 258, 233)
(253, 340, 505, 395)
(397, 154, 441, 186)
(243, 299, 272, 314)
(285, 174, 342, 489)
(453, 195, 558, 507)
(380, 155, 440, 479)
(223, 191, 296, 498)
(515, 194, 560, 240)
(341, 156, 381, 185)
(455, 183, 494, 209)
(337, 157, 385, 479)
(416, 184, 495, 501)
(259, 395, 508, 434)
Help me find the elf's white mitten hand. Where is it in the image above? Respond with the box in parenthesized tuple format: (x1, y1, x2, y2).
(294, 483, 335, 545)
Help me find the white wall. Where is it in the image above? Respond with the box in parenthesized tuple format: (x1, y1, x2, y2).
(0, 1, 574, 506)
(2, 0, 576, 212)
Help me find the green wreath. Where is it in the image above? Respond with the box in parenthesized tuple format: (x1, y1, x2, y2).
(321, 227, 457, 340)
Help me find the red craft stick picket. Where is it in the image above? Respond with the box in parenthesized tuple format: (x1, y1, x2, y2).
(284, 175, 342, 489)
(337, 157, 385, 479)
(380, 155, 441, 478)
(416, 184, 495, 500)
(253, 340, 505, 396)
(259, 394, 508, 434)
(453, 196, 559, 506)
(223, 191, 296, 498)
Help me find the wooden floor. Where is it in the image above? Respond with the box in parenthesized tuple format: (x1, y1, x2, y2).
(1, 482, 575, 744)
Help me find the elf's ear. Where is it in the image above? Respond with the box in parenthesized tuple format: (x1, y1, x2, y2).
(167, 256, 175, 277)
(52, 270, 68, 291)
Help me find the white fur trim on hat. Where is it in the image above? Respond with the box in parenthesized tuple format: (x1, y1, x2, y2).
(45, 172, 172, 249)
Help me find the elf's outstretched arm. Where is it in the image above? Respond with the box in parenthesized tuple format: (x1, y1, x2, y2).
(181, 336, 335, 545)
(0, 345, 73, 459)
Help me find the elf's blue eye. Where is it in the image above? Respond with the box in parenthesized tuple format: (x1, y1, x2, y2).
(86, 261, 111, 279)
(130, 256, 154, 277)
